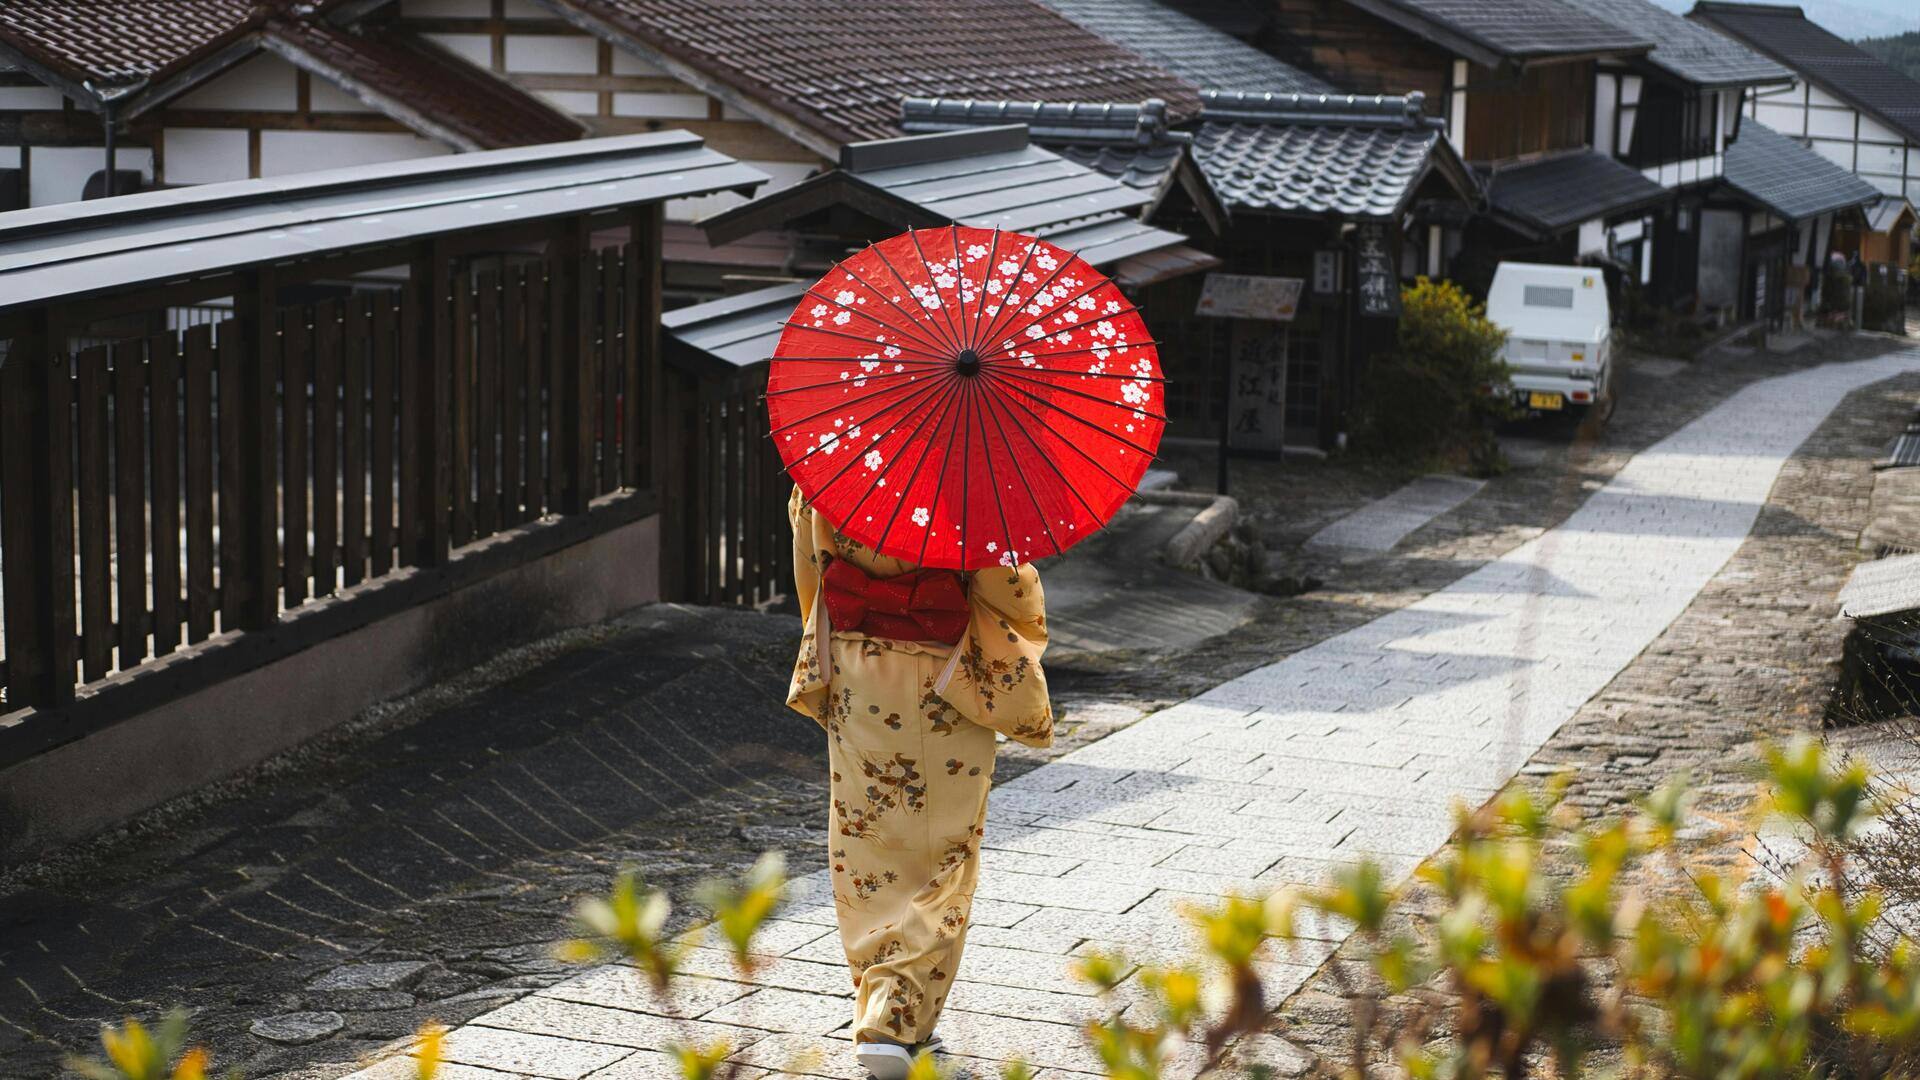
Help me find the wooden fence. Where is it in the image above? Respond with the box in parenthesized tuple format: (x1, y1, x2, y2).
(0, 228, 662, 733)
(660, 362, 791, 609)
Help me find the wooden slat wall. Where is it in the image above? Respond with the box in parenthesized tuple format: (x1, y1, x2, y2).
(0, 233, 679, 717)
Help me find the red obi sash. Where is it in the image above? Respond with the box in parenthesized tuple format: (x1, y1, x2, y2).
(822, 559, 968, 645)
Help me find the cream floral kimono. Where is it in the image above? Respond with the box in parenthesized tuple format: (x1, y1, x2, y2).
(786, 487, 1051, 1044)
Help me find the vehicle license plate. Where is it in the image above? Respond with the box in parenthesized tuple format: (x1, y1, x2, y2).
(1527, 391, 1564, 410)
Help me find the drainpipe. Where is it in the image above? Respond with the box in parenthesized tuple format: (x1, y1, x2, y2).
(83, 80, 145, 198)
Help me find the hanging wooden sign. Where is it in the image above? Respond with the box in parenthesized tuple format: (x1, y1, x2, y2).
(1195, 273, 1303, 322)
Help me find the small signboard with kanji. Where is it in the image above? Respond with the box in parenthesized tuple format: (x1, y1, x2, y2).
(1354, 223, 1400, 318)
(1195, 273, 1303, 322)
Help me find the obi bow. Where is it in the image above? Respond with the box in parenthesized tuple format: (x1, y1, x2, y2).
(821, 559, 969, 645)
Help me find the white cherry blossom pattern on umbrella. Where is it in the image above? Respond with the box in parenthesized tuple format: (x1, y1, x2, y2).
(767, 225, 1164, 571)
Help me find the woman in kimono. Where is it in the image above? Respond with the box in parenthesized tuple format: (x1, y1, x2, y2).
(786, 486, 1052, 1078)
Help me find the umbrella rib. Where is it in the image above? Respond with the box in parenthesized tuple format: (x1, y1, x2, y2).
(988, 273, 1109, 350)
(967, 227, 1002, 351)
(967, 378, 1020, 567)
(774, 371, 956, 477)
(876, 375, 970, 551)
(971, 232, 1042, 350)
(831, 375, 967, 541)
(916, 376, 971, 567)
(768, 368, 947, 438)
(837, 250, 964, 359)
(986, 366, 1166, 445)
(982, 368, 1145, 501)
(975, 236, 1060, 348)
(993, 363, 1169, 384)
(869, 238, 962, 355)
(907, 228, 968, 358)
(958, 374, 973, 568)
(779, 321, 952, 363)
(949, 225, 972, 352)
(801, 282, 955, 359)
(976, 373, 1082, 552)
(763, 354, 950, 367)
(765, 367, 931, 398)
(793, 372, 960, 515)
(979, 303, 1144, 359)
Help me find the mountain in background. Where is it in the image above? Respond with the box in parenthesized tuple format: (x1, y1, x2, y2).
(1647, 0, 1920, 40)
(1858, 30, 1920, 79)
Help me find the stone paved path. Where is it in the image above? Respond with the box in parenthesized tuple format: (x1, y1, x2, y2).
(365, 350, 1920, 1080)
(1304, 475, 1486, 553)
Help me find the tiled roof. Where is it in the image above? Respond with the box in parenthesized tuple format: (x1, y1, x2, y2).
(1033, 0, 1334, 93)
(1187, 91, 1476, 219)
(0, 0, 261, 95)
(701, 125, 1210, 273)
(1723, 120, 1882, 221)
(898, 97, 1204, 215)
(1578, 0, 1790, 88)
(537, 0, 1204, 150)
(1485, 150, 1670, 234)
(1354, 0, 1654, 64)
(1691, 2, 1920, 144)
(262, 21, 584, 151)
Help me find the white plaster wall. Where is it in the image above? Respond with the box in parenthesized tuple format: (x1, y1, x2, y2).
(308, 77, 378, 113)
(1699, 207, 1743, 309)
(1594, 72, 1617, 157)
(613, 92, 707, 119)
(1811, 138, 1854, 168)
(537, 90, 600, 115)
(174, 53, 300, 111)
(160, 128, 250, 184)
(0, 147, 18, 167)
(612, 51, 665, 76)
(29, 146, 153, 205)
(422, 32, 492, 66)
(260, 130, 447, 176)
(1806, 107, 1856, 140)
(0, 86, 65, 109)
(505, 34, 598, 74)
(1577, 218, 1607, 256)
(1755, 101, 1805, 134)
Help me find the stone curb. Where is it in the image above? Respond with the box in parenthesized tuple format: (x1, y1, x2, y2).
(1138, 489, 1239, 567)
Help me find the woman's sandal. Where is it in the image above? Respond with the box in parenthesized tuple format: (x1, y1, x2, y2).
(855, 1041, 913, 1080)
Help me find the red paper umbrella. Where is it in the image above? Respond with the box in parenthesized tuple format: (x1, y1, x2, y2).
(768, 225, 1163, 570)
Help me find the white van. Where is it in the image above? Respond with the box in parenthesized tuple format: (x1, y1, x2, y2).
(1485, 262, 1612, 419)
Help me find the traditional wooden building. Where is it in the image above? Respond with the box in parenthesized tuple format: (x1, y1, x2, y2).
(1719, 120, 1880, 325)
(1692, 1, 1920, 271)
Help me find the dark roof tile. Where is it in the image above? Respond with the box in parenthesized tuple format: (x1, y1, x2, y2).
(0, 0, 261, 92)
(1578, 0, 1790, 87)
(1485, 150, 1670, 233)
(263, 21, 584, 150)
(1692, 2, 1920, 144)
(1360, 0, 1653, 62)
(1188, 91, 1473, 219)
(1723, 120, 1882, 220)
(544, 0, 1203, 148)
(1034, 0, 1334, 93)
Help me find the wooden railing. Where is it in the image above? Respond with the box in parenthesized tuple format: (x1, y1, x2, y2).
(0, 225, 663, 730)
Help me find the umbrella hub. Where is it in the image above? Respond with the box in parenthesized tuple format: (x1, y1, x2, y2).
(956, 348, 983, 377)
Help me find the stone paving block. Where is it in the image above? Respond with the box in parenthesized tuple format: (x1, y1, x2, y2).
(1336, 814, 1461, 857)
(946, 981, 1117, 1024)
(961, 923, 1087, 954)
(972, 869, 1158, 913)
(984, 825, 1186, 866)
(700, 986, 853, 1034)
(934, 1008, 1109, 1072)
(1140, 806, 1354, 847)
(726, 1032, 866, 1080)
(968, 897, 1042, 927)
(1060, 859, 1267, 898)
(437, 1026, 633, 1079)
(672, 948, 851, 997)
(1195, 729, 1419, 769)
(585, 1050, 772, 1080)
(473, 995, 766, 1054)
(951, 943, 1097, 995)
(980, 846, 1083, 877)
(347, 1055, 520, 1079)
(539, 965, 755, 1019)
(989, 790, 1170, 828)
(678, 917, 832, 958)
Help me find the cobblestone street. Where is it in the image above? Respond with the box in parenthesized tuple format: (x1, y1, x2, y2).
(4, 337, 1916, 1080)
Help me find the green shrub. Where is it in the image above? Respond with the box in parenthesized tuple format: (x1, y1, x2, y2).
(1823, 265, 1856, 318)
(1864, 278, 1907, 334)
(1354, 277, 1512, 470)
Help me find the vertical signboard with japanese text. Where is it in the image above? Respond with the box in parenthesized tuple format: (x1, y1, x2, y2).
(1194, 273, 1301, 457)
(1354, 223, 1400, 318)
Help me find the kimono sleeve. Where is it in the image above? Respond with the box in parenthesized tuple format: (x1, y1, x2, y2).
(785, 487, 831, 725)
(938, 562, 1053, 747)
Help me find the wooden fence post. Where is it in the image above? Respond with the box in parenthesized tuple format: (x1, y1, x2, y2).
(412, 241, 453, 565)
(554, 216, 594, 514)
(626, 203, 665, 492)
(240, 271, 281, 631)
(0, 314, 77, 708)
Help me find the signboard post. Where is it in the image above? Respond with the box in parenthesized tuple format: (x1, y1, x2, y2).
(1195, 273, 1303, 494)
(1354, 223, 1400, 319)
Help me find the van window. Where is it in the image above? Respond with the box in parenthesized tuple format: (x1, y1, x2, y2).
(1523, 285, 1575, 308)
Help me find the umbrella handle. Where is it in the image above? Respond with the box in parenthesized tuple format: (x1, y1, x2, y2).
(934, 634, 966, 695)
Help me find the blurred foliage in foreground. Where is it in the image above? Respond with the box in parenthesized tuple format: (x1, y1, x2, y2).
(68, 738, 1920, 1080)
